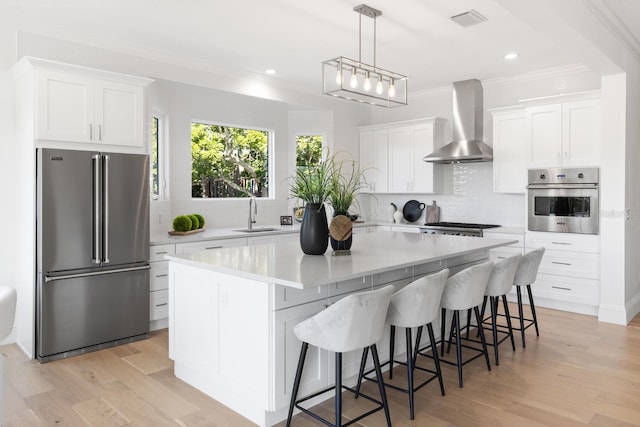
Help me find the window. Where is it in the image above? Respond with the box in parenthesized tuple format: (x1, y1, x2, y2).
(151, 114, 163, 199)
(295, 135, 323, 169)
(191, 122, 271, 198)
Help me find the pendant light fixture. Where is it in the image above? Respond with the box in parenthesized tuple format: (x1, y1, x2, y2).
(322, 4, 408, 108)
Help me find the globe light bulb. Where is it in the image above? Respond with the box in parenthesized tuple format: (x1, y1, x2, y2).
(388, 79, 396, 98)
(363, 72, 371, 92)
(349, 68, 358, 88)
(375, 76, 383, 95)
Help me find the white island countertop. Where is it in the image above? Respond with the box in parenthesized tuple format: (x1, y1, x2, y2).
(165, 231, 517, 289)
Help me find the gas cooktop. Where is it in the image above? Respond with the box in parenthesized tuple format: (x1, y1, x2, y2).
(419, 222, 501, 237)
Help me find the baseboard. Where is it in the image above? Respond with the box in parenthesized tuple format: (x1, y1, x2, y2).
(598, 303, 628, 325)
(625, 293, 640, 323)
(150, 318, 168, 331)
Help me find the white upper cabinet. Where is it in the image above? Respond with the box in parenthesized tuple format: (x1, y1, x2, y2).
(491, 107, 527, 193)
(37, 69, 145, 147)
(360, 118, 446, 194)
(526, 97, 601, 168)
(359, 128, 388, 193)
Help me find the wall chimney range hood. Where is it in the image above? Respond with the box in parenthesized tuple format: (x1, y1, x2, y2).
(423, 79, 493, 163)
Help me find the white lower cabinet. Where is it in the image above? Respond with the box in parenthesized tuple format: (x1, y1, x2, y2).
(149, 243, 175, 329)
(524, 231, 600, 315)
(175, 237, 247, 253)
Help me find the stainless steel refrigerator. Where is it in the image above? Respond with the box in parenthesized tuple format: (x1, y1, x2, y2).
(36, 148, 150, 362)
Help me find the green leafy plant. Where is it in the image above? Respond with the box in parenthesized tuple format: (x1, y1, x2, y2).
(173, 215, 192, 232)
(289, 149, 333, 205)
(328, 153, 368, 215)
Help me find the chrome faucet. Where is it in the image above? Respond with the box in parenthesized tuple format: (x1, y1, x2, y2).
(248, 197, 257, 230)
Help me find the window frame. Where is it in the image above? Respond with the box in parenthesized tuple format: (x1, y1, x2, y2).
(150, 109, 168, 201)
(190, 119, 275, 200)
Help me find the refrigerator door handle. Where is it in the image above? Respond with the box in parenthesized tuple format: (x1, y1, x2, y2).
(44, 265, 150, 283)
(103, 155, 110, 264)
(92, 154, 102, 264)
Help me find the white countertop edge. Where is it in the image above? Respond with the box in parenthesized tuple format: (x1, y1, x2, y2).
(165, 233, 518, 289)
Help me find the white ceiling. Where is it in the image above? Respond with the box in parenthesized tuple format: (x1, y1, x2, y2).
(7, 0, 640, 94)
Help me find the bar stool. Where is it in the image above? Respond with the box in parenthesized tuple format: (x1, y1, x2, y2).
(286, 285, 395, 427)
(439, 260, 493, 388)
(511, 247, 545, 348)
(481, 254, 521, 365)
(0, 285, 17, 423)
(355, 269, 449, 420)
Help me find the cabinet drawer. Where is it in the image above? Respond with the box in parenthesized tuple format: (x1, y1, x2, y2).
(150, 244, 175, 261)
(539, 250, 599, 280)
(483, 232, 524, 247)
(150, 290, 169, 321)
(150, 261, 169, 291)
(489, 246, 524, 262)
(532, 274, 599, 306)
(525, 232, 599, 254)
(175, 238, 247, 254)
(273, 284, 328, 310)
(327, 276, 370, 298)
(372, 267, 412, 287)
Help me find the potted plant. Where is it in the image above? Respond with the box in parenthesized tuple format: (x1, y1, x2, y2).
(327, 154, 367, 251)
(289, 152, 334, 255)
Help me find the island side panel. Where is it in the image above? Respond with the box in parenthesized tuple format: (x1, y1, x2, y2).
(168, 261, 271, 425)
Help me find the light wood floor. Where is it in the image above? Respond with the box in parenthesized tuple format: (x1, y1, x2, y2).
(3, 306, 640, 426)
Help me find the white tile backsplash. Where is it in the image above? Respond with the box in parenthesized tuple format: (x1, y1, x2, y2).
(360, 162, 525, 227)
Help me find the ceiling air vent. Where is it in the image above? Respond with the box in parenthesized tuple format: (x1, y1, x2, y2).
(450, 9, 487, 27)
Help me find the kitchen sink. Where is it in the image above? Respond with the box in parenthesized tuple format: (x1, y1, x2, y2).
(233, 227, 279, 233)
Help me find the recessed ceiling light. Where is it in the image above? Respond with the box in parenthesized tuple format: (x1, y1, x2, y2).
(504, 53, 519, 60)
(265, 69, 277, 75)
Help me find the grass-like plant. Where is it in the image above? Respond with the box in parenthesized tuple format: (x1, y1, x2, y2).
(328, 153, 368, 215)
(289, 150, 333, 206)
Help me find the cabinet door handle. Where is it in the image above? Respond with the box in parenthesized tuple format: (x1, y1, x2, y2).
(551, 241, 572, 246)
(89, 123, 93, 140)
(496, 256, 506, 259)
(155, 302, 168, 307)
(564, 151, 569, 164)
(98, 124, 102, 141)
(551, 261, 572, 266)
(551, 286, 571, 291)
(155, 251, 168, 255)
(155, 274, 168, 278)
(205, 246, 223, 250)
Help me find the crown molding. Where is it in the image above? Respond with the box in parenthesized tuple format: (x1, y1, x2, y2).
(481, 64, 594, 89)
(584, 0, 640, 62)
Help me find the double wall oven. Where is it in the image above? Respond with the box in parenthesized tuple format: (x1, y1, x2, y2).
(527, 167, 599, 235)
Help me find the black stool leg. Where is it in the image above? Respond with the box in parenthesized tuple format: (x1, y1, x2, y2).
(454, 310, 463, 387)
(447, 312, 457, 354)
(441, 308, 447, 357)
(355, 347, 369, 398)
(491, 296, 499, 365)
(370, 344, 392, 427)
(335, 352, 342, 427)
(502, 295, 516, 351)
(465, 308, 472, 339)
(427, 323, 445, 396)
(527, 284, 540, 336)
(286, 342, 308, 427)
(516, 285, 526, 348)
(413, 326, 423, 367)
(405, 327, 415, 420)
(389, 325, 395, 379)
(475, 306, 492, 372)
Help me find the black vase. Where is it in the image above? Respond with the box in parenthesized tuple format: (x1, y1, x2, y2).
(330, 212, 353, 251)
(300, 203, 329, 255)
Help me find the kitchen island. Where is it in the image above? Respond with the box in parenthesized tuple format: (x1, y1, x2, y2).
(165, 231, 516, 426)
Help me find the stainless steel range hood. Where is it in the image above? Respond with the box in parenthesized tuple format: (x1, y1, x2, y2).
(423, 79, 493, 163)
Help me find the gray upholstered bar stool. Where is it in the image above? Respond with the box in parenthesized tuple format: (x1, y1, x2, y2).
(511, 247, 545, 348)
(481, 254, 521, 365)
(0, 285, 17, 423)
(286, 285, 395, 427)
(439, 260, 493, 388)
(355, 269, 449, 420)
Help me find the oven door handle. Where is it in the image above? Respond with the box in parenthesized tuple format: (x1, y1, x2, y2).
(526, 183, 598, 190)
